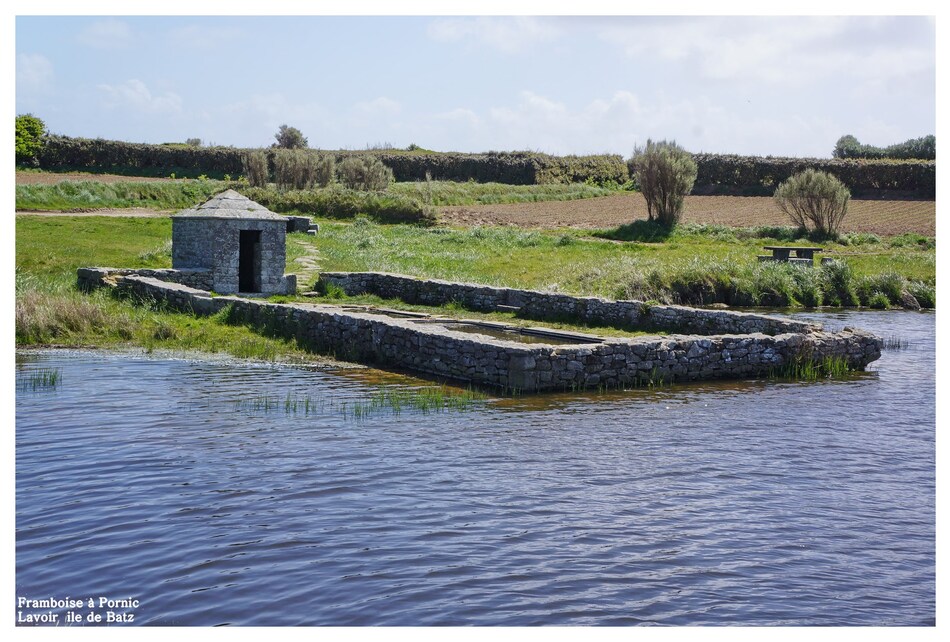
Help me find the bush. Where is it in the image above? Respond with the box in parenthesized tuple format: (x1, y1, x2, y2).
(237, 185, 435, 225)
(907, 281, 935, 308)
(16, 114, 46, 166)
(629, 140, 697, 226)
(274, 124, 307, 149)
(773, 169, 850, 238)
(273, 149, 335, 191)
(337, 155, 394, 191)
(243, 151, 269, 187)
(819, 259, 859, 307)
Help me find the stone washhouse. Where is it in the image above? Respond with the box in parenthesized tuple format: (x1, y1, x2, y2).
(77, 190, 882, 392)
(171, 190, 296, 295)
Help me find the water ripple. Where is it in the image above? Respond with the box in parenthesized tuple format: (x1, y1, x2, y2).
(15, 311, 935, 625)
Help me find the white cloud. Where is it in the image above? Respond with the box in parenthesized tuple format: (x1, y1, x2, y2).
(427, 17, 559, 54)
(436, 108, 481, 128)
(77, 19, 134, 49)
(597, 16, 934, 87)
(354, 97, 401, 115)
(427, 90, 841, 158)
(16, 53, 54, 95)
(97, 79, 183, 114)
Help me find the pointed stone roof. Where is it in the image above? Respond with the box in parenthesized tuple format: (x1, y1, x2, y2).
(173, 189, 287, 220)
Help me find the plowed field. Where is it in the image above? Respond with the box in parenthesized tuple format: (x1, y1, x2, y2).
(438, 193, 935, 236)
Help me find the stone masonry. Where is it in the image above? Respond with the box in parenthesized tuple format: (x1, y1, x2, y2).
(172, 190, 295, 295)
(78, 268, 882, 393)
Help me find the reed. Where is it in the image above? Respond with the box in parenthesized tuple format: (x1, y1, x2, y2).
(234, 385, 487, 420)
(17, 367, 62, 391)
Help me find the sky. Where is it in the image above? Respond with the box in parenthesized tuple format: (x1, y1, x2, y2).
(13, 11, 937, 159)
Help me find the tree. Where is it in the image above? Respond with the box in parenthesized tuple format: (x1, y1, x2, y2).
(274, 124, 308, 149)
(16, 114, 46, 165)
(629, 139, 697, 226)
(773, 169, 850, 238)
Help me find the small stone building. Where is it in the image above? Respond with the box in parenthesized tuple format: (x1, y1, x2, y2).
(172, 190, 295, 295)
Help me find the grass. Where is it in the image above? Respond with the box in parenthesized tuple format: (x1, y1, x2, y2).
(389, 179, 617, 206)
(15, 177, 621, 214)
(14, 211, 934, 367)
(15, 179, 234, 211)
(308, 218, 934, 308)
(771, 356, 854, 381)
(300, 290, 660, 339)
(236, 385, 488, 420)
(16, 367, 62, 392)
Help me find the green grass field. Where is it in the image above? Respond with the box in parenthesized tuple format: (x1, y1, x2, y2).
(15, 213, 935, 361)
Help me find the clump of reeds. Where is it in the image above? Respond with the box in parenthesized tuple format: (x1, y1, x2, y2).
(235, 385, 487, 420)
(771, 355, 852, 381)
(17, 367, 62, 391)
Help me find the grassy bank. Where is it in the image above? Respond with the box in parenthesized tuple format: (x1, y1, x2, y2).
(16, 214, 935, 356)
(14, 216, 325, 362)
(15, 174, 618, 211)
(308, 217, 934, 308)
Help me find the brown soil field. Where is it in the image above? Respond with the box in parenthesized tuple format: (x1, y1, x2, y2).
(438, 193, 935, 237)
(16, 172, 933, 236)
(16, 171, 174, 185)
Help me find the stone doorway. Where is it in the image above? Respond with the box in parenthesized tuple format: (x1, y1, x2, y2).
(238, 230, 262, 292)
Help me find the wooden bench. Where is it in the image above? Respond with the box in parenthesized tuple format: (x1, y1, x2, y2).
(758, 246, 823, 266)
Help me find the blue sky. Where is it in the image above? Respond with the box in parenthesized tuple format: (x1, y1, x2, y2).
(14, 13, 937, 158)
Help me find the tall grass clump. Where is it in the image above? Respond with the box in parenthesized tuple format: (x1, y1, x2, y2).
(243, 150, 269, 187)
(773, 169, 851, 238)
(337, 155, 394, 191)
(628, 139, 697, 227)
(273, 149, 335, 191)
(819, 259, 860, 307)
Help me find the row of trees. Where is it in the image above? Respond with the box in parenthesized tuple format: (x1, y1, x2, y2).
(631, 140, 851, 237)
(833, 134, 935, 160)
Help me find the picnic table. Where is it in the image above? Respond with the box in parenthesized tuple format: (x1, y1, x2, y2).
(759, 246, 823, 266)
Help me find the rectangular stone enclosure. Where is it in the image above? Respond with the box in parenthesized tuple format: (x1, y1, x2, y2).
(171, 190, 295, 295)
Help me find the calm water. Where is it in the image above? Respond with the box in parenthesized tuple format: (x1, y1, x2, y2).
(15, 310, 935, 626)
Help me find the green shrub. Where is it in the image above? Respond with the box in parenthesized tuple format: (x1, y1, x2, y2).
(16, 114, 46, 166)
(629, 140, 697, 227)
(855, 271, 905, 306)
(273, 149, 335, 191)
(337, 155, 394, 191)
(819, 259, 859, 307)
(839, 232, 882, 246)
(867, 292, 891, 309)
(774, 169, 851, 238)
(237, 185, 435, 225)
(243, 151, 269, 187)
(907, 281, 935, 308)
(888, 233, 935, 250)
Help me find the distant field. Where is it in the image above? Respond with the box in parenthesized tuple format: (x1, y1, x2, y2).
(15, 171, 935, 237)
(15, 171, 174, 185)
(439, 193, 935, 237)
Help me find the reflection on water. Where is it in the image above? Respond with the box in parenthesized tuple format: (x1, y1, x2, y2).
(15, 310, 935, 626)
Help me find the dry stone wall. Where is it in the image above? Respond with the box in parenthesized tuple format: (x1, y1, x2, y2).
(78, 268, 882, 393)
(318, 272, 819, 336)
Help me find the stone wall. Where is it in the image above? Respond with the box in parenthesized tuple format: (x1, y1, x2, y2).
(172, 218, 292, 294)
(318, 272, 820, 336)
(79, 269, 882, 393)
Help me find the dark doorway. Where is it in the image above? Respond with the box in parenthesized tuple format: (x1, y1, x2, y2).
(239, 230, 262, 292)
